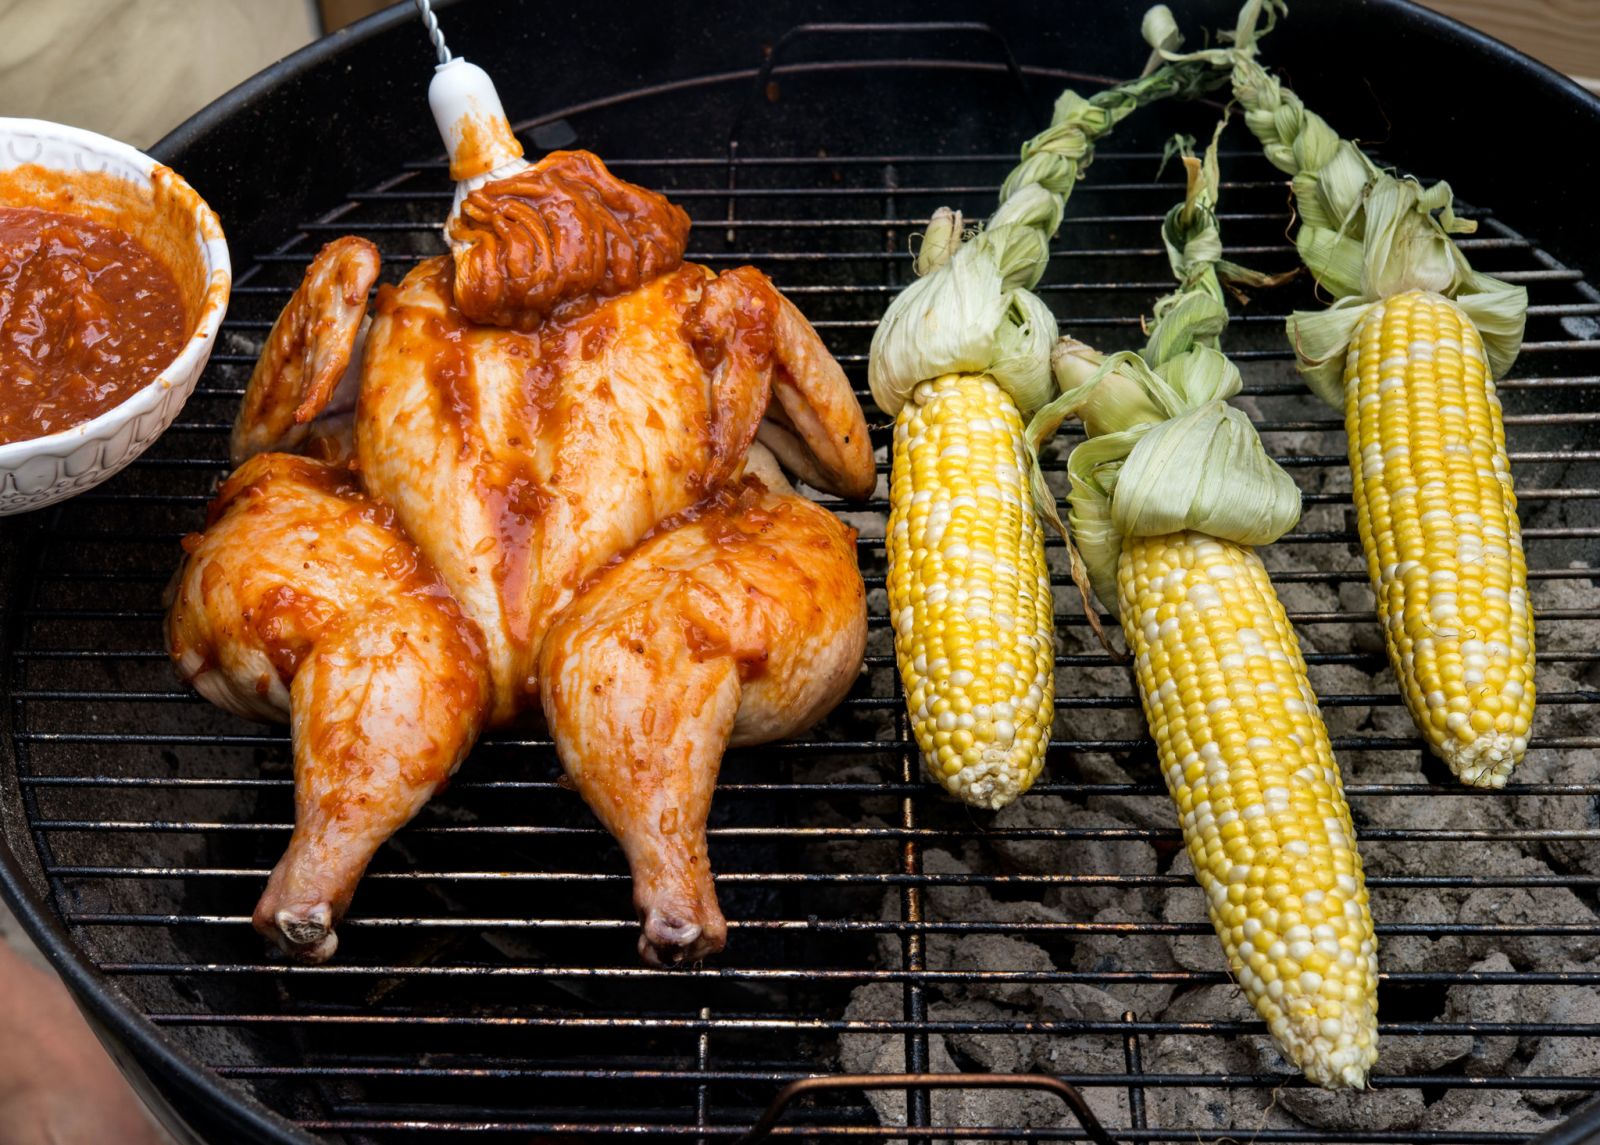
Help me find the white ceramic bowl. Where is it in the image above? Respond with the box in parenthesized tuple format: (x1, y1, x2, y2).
(0, 118, 231, 515)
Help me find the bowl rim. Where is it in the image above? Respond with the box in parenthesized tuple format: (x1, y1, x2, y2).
(0, 116, 233, 468)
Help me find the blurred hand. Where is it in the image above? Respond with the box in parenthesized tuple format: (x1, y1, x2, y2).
(0, 937, 172, 1145)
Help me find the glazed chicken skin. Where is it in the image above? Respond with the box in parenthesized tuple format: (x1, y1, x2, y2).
(167, 149, 874, 964)
(543, 445, 865, 965)
(358, 253, 871, 723)
(168, 454, 490, 962)
(230, 235, 379, 467)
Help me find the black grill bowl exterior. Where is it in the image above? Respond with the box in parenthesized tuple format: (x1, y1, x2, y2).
(2, 2, 1599, 1142)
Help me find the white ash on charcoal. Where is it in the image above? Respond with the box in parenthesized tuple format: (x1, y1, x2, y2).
(865, 847, 1076, 981)
(901, 923, 1133, 1035)
(985, 796, 1162, 918)
(1361, 831, 1600, 972)
(1514, 962, 1600, 1108)
(1069, 905, 1183, 1019)
(1335, 580, 1390, 658)
(1502, 571, 1600, 874)
(1349, 665, 1420, 743)
(940, 995, 1130, 1129)
(1264, 1063, 1428, 1132)
(918, 846, 1078, 927)
(1073, 754, 1177, 831)
(839, 981, 1125, 1137)
(1422, 1088, 1563, 1136)
(837, 535, 1599, 1136)
(1515, 749, 1600, 878)
(1357, 1016, 1473, 1079)
(1143, 985, 1301, 1134)
(935, 798, 1181, 1019)
(1246, 1016, 1458, 1133)
(1459, 881, 1600, 967)
(1446, 952, 1522, 1074)
(946, 977, 1132, 1128)
(1159, 852, 1223, 976)
(1268, 577, 1356, 655)
(941, 996, 1038, 1076)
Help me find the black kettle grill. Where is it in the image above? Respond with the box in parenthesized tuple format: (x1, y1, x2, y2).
(3, 2, 1600, 1141)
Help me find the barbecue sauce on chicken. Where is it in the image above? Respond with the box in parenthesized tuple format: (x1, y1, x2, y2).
(447, 150, 690, 330)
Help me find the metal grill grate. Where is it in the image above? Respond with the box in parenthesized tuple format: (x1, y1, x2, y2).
(6, 45, 1600, 1145)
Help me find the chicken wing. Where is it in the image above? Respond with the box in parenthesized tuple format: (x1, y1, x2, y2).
(230, 236, 379, 465)
(539, 445, 866, 966)
(167, 454, 490, 961)
(694, 265, 875, 500)
(755, 279, 876, 499)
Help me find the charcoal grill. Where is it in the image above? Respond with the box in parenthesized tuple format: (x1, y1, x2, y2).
(3, 1, 1600, 1141)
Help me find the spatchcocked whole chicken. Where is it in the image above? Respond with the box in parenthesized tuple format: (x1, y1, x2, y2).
(167, 150, 874, 967)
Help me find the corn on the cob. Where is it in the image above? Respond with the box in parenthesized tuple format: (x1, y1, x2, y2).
(1150, 0, 1538, 784)
(1031, 131, 1378, 1087)
(871, 49, 1238, 808)
(1120, 530, 1378, 1087)
(888, 374, 1055, 808)
(1347, 291, 1535, 785)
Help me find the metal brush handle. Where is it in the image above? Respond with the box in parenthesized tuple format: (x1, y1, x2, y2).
(736, 1073, 1116, 1145)
(412, 0, 453, 65)
(414, 0, 526, 199)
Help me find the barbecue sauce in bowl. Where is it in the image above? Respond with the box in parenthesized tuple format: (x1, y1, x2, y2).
(0, 204, 187, 444)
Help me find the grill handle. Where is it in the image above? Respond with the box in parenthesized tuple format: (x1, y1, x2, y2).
(723, 21, 1042, 243)
(728, 21, 1040, 148)
(736, 1072, 1115, 1145)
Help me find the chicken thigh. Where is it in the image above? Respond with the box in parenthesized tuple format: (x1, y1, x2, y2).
(541, 445, 865, 966)
(168, 453, 490, 960)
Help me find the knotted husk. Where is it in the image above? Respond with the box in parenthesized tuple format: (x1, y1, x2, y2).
(1026, 135, 1300, 609)
(1031, 331, 1299, 609)
(869, 213, 1058, 420)
(867, 40, 1239, 420)
(1142, 0, 1528, 407)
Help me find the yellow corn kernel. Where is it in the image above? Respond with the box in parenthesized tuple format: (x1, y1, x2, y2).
(887, 374, 1055, 809)
(1347, 290, 1536, 786)
(1119, 530, 1378, 1089)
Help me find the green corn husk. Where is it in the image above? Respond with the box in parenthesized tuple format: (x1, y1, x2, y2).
(868, 40, 1240, 421)
(1141, 0, 1528, 405)
(1038, 120, 1379, 1095)
(1027, 131, 1300, 609)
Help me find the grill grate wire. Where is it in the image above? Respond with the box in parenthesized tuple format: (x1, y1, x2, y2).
(5, 47, 1600, 1145)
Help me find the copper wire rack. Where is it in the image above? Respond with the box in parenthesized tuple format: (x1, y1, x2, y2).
(3, 13, 1600, 1144)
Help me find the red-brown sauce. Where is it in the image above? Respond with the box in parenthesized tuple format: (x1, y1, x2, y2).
(0, 205, 187, 444)
(447, 150, 690, 329)
(572, 474, 775, 602)
(449, 110, 524, 183)
(679, 266, 778, 497)
(199, 453, 491, 691)
(251, 584, 338, 681)
(485, 473, 554, 646)
(423, 313, 475, 441)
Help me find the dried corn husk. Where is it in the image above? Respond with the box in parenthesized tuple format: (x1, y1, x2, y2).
(868, 42, 1241, 420)
(1026, 134, 1300, 607)
(1143, 0, 1528, 406)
